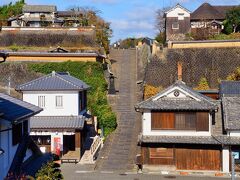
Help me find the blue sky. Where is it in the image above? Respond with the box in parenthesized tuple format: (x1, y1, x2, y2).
(1, 0, 240, 42)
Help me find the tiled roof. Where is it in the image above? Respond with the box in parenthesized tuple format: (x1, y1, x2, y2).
(16, 71, 90, 91)
(191, 3, 236, 20)
(140, 135, 220, 144)
(57, 11, 83, 17)
(140, 135, 240, 145)
(220, 81, 240, 96)
(214, 6, 236, 16)
(191, 3, 224, 20)
(136, 81, 217, 111)
(23, 5, 57, 13)
(0, 93, 42, 123)
(222, 97, 240, 130)
(30, 116, 85, 129)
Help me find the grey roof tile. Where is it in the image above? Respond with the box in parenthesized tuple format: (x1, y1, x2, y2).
(0, 93, 42, 123)
(220, 81, 240, 96)
(222, 97, 240, 130)
(23, 5, 57, 13)
(140, 135, 220, 144)
(136, 81, 217, 111)
(30, 116, 85, 129)
(140, 135, 240, 145)
(16, 71, 90, 91)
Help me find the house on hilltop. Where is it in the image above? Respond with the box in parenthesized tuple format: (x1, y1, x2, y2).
(165, 3, 238, 41)
(8, 5, 58, 27)
(165, 4, 191, 41)
(16, 71, 91, 162)
(8, 4, 87, 27)
(135, 80, 240, 173)
(191, 3, 236, 35)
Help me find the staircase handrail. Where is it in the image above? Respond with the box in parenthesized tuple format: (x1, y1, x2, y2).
(90, 136, 102, 155)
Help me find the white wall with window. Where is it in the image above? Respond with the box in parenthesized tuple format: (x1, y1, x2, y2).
(166, 7, 190, 18)
(38, 96, 45, 108)
(23, 91, 81, 116)
(55, 96, 63, 108)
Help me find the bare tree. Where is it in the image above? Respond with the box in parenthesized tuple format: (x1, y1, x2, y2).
(155, 7, 170, 33)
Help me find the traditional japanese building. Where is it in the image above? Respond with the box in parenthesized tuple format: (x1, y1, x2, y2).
(16, 71, 90, 161)
(135, 80, 240, 172)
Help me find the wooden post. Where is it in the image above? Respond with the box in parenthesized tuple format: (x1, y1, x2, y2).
(75, 130, 81, 148)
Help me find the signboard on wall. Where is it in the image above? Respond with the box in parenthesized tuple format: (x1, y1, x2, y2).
(54, 137, 61, 156)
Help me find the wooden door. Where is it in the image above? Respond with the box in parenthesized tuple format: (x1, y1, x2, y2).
(176, 148, 221, 170)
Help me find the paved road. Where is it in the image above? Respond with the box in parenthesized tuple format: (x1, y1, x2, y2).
(61, 164, 230, 180)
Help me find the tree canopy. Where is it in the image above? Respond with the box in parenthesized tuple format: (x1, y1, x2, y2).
(0, 0, 25, 26)
(224, 6, 240, 34)
(227, 67, 240, 81)
(66, 7, 112, 54)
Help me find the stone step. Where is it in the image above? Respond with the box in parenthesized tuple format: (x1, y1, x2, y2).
(95, 49, 140, 172)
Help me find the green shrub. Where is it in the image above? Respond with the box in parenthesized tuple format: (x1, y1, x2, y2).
(194, 77, 210, 90)
(27, 61, 116, 136)
(35, 161, 63, 180)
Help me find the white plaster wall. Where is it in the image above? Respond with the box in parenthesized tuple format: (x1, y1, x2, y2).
(23, 91, 79, 116)
(222, 146, 230, 173)
(153, 87, 200, 101)
(30, 131, 74, 136)
(23, 13, 30, 18)
(142, 111, 211, 136)
(11, 20, 20, 27)
(166, 7, 190, 18)
(229, 131, 240, 137)
(0, 122, 18, 180)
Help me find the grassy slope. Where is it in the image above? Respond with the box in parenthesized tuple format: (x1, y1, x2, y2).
(28, 61, 116, 136)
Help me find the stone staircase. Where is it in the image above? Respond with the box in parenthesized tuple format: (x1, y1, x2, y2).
(79, 136, 103, 164)
(95, 49, 141, 172)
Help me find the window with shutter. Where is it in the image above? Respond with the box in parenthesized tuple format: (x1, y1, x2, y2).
(151, 111, 208, 131)
(196, 112, 209, 131)
(151, 112, 175, 130)
(56, 96, 63, 107)
(38, 96, 45, 108)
